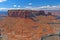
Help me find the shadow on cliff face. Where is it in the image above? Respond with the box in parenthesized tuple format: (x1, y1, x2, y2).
(41, 33, 60, 40)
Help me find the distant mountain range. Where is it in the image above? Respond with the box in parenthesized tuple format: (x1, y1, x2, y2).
(45, 10, 60, 16)
(0, 11, 8, 16)
(0, 10, 60, 19)
(0, 10, 60, 16)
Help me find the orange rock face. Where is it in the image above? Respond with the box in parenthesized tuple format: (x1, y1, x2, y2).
(0, 15, 60, 40)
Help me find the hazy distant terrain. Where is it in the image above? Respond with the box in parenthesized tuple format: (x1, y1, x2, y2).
(45, 10, 60, 16)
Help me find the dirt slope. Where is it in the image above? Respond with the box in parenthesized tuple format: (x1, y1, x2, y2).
(0, 16, 60, 40)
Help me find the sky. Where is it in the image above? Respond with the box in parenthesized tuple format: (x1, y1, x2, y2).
(0, 0, 60, 10)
